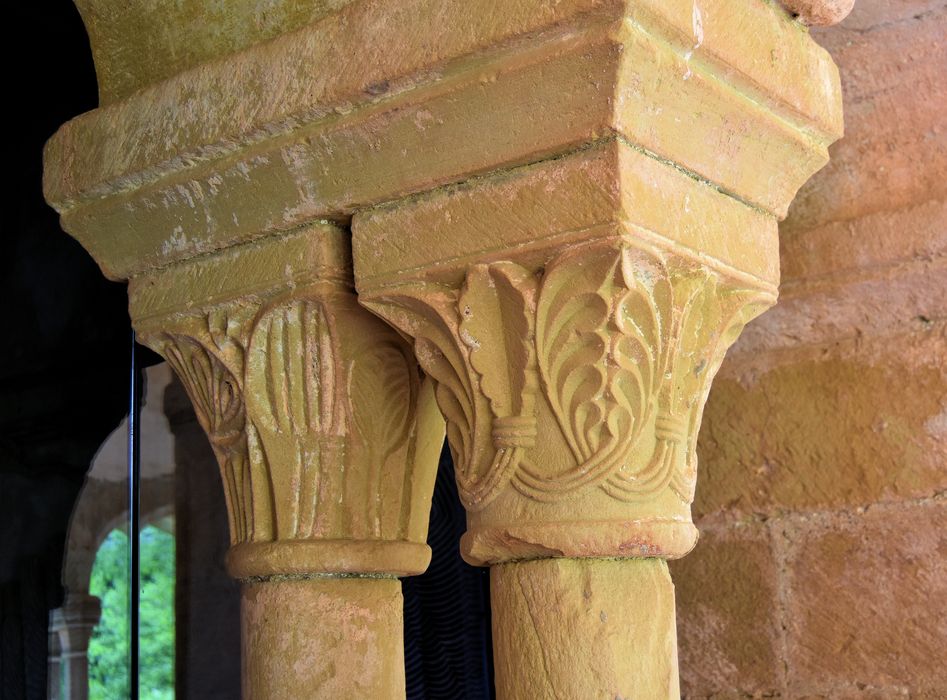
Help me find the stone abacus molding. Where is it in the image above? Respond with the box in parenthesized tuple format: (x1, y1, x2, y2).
(130, 223, 445, 578)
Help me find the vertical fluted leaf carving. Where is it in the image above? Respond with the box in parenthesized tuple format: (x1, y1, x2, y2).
(246, 298, 343, 539)
(133, 227, 443, 569)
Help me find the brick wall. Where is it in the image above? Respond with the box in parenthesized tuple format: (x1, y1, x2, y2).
(674, 1, 947, 696)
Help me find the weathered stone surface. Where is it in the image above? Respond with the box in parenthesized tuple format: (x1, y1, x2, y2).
(50, 0, 841, 205)
(76, 0, 356, 104)
(132, 222, 444, 699)
(792, 688, 913, 699)
(45, 0, 840, 279)
(355, 139, 780, 290)
(782, 500, 947, 694)
(132, 223, 445, 577)
(828, 0, 944, 31)
(678, 4, 947, 697)
(671, 524, 782, 697)
(781, 198, 947, 285)
(355, 140, 778, 566)
(780, 0, 856, 26)
(696, 326, 947, 519)
(736, 261, 947, 357)
(728, 5, 947, 359)
(241, 577, 405, 699)
(342, 5, 844, 680)
(785, 5, 947, 237)
(43, 1, 850, 696)
(492, 558, 679, 699)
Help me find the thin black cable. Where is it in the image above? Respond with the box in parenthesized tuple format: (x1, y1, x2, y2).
(127, 331, 142, 700)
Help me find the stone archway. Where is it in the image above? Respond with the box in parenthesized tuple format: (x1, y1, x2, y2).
(50, 364, 175, 700)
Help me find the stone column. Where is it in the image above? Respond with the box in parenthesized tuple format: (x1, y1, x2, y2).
(51, 593, 101, 700)
(128, 224, 444, 699)
(347, 5, 845, 696)
(353, 140, 782, 696)
(44, 0, 845, 696)
(48, 626, 61, 700)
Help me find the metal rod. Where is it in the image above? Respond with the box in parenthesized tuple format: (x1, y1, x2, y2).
(128, 330, 142, 700)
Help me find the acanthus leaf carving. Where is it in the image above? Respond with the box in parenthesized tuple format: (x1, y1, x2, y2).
(151, 329, 259, 545)
(524, 241, 668, 499)
(365, 262, 541, 512)
(365, 239, 773, 511)
(362, 287, 490, 508)
(661, 280, 772, 503)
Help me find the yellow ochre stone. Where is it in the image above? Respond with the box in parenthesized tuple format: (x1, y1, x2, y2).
(43, 1, 847, 697)
(134, 223, 444, 699)
(45, 0, 839, 280)
(241, 577, 405, 700)
(132, 223, 445, 576)
(492, 558, 680, 699)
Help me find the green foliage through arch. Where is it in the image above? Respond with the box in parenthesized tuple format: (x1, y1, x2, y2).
(88, 525, 175, 699)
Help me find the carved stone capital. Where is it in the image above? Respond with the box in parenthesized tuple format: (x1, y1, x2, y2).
(354, 139, 776, 566)
(131, 223, 444, 579)
(51, 593, 102, 657)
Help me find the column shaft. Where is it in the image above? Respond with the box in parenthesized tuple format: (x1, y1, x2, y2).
(241, 577, 405, 699)
(127, 224, 442, 699)
(492, 558, 679, 699)
(52, 594, 100, 700)
(43, 0, 848, 695)
(61, 649, 91, 700)
(48, 629, 61, 700)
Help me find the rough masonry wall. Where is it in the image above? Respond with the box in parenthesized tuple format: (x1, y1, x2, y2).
(673, 1, 947, 697)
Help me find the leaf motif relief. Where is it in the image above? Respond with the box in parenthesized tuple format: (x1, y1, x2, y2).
(451, 263, 540, 509)
(161, 336, 243, 443)
(366, 284, 527, 511)
(152, 333, 253, 544)
(535, 247, 612, 463)
(349, 342, 415, 461)
(666, 273, 717, 419)
(603, 265, 713, 503)
(364, 291, 478, 484)
(457, 263, 538, 419)
(668, 284, 774, 502)
(523, 242, 668, 499)
(348, 340, 417, 536)
(248, 299, 340, 436)
(245, 298, 343, 539)
(206, 306, 254, 383)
